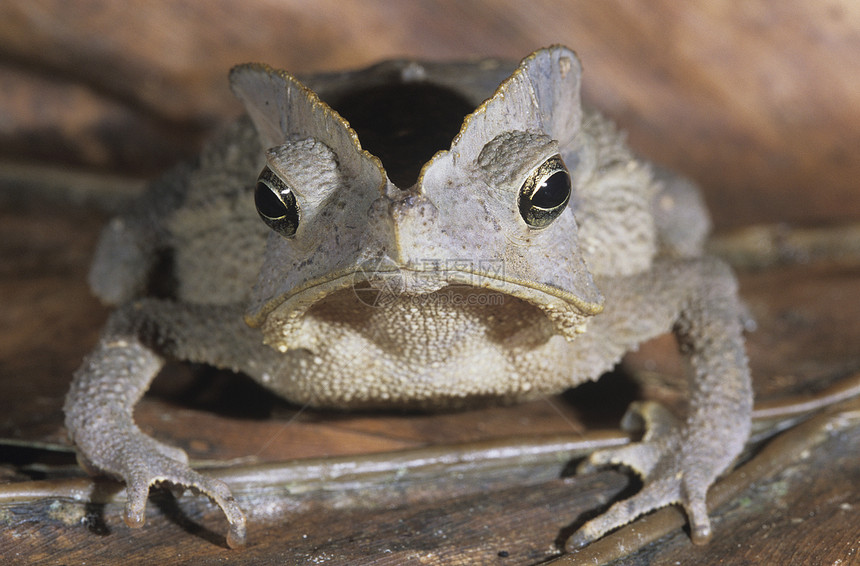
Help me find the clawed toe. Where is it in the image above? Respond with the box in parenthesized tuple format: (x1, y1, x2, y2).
(577, 436, 663, 478)
(567, 400, 719, 549)
(123, 480, 151, 528)
(118, 449, 247, 547)
(684, 492, 712, 545)
(565, 528, 596, 550)
(226, 519, 247, 548)
(568, 451, 715, 550)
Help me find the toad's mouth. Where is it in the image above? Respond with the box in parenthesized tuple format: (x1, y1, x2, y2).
(245, 263, 604, 349)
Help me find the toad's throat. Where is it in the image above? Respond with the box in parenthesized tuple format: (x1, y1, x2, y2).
(263, 286, 565, 357)
(247, 266, 605, 350)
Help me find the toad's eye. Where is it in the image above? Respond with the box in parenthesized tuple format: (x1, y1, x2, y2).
(255, 166, 299, 238)
(518, 155, 571, 228)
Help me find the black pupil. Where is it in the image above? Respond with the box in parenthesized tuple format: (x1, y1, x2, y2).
(531, 171, 570, 209)
(255, 181, 287, 219)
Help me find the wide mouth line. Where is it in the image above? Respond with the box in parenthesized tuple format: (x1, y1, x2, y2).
(247, 264, 604, 327)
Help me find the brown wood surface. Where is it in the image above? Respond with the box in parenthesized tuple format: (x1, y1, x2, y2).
(1, 1, 859, 565)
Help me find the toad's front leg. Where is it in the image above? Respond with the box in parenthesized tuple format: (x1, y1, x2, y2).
(567, 257, 753, 549)
(64, 300, 273, 548)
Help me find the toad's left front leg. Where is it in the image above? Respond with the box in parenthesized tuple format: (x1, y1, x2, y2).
(568, 257, 753, 549)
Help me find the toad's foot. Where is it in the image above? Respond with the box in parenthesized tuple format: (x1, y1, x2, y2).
(566, 401, 713, 550)
(81, 432, 247, 548)
(65, 335, 250, 547)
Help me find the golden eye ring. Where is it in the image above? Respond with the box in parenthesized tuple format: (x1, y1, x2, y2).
(255, 166, 300, 238)
(518, 155, 571, 229)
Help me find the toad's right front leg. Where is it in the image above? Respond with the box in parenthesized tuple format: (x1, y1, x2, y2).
(63, 301, 260, 548)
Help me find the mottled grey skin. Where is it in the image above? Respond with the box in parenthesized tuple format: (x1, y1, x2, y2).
(65, 46, 752, 549)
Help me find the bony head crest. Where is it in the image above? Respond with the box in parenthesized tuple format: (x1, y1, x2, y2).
(229, 62, 386, 190)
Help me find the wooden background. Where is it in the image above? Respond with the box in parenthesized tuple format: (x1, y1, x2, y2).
(0, 1, 858, 565)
